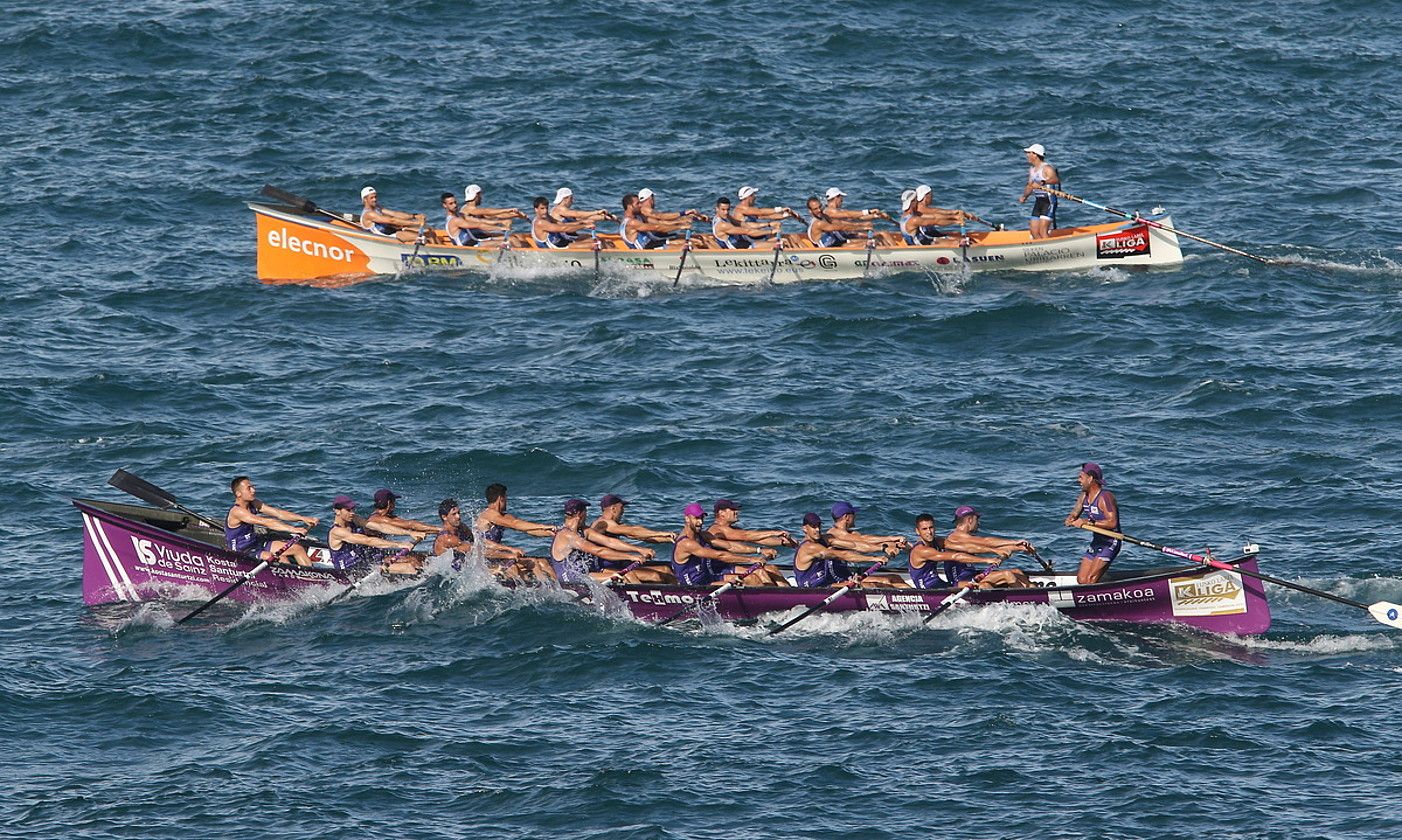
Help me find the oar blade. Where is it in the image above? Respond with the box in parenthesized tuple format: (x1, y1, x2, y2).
(259, 184, 317, 214)
(1368, 602, 1402, 630)
(108, 469, 178, 508)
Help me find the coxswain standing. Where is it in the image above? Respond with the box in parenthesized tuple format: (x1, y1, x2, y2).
(550, 499, 656, 584)
(358, 186, 433, 244)
(1063, 462, 1121, 584)
(326, 495, 421, 576)
(793, 512, 904, 589)
(670, 503, 783, 587)
(1017, 143, 1060, 240)
(224, 475, 316, 567)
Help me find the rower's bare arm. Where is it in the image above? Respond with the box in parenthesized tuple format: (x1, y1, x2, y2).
(337, 530, 405, 550)
(607, 522, 675, 543)
(483, 539, 524, 558)
(1064, 491, 1089, 525)
(583, 528, 651, 557)
(491, 511, 556, 537)
(364, 519, 423, 538)
(1098, 492, 1119, 530)
(693, 544, 762, 565)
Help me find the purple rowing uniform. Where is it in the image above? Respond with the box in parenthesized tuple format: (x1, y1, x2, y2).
(224, 500, 266, 556)
(1081, 489, 1122, 562)
(328, 522, 375, 570)
(552, 545, 607, 583)
(908, 542, 948, 589)
(793, 539, 851, 588)
(670, 531, 727, 586)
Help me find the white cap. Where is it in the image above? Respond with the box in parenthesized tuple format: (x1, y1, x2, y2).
(824, 187, 847, 201)
(637, 188, 654, 202)
(464, 184, 482, 200)
(360, 186, 376, 199)
(1023, 143, 1046, 157)
(553, 187, 573, 204)
(737, 185, 758, 199)
(915, 184, 932, 200)
(900, 189, 915, 209)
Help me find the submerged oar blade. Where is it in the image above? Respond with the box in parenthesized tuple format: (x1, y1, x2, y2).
(1368, 602, 1402, 630)
(108, 469, 177, 508)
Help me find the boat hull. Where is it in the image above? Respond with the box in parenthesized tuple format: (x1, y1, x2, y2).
(250, 201, 1183, 283)
(566, 559, 1271, 635)
(76, 499, 355, 606)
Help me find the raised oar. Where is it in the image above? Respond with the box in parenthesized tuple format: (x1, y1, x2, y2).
(655, 560, 771, 627)
(108, 468, 224, 530)
(259, 185, 356, 224)
(325, 537, 423, 607)
(767, 557, 891, 636)
(1073, 523, 1402, 630)
(1040, 185, 1278, 265)
(177, 535, 305, 625)
(671, 231, 693, 288)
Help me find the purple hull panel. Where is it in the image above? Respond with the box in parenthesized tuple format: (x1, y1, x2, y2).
(77, 499, 352, 606)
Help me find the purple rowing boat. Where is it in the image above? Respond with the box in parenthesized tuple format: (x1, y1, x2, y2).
(78, 498, 1271, 635)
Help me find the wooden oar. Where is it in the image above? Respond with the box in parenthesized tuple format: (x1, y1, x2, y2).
(860, 229, 877, 282)
(177, 534, 305, 624)
(656, 560, 771, 627)
(107, 469, 224, 530)
(767, 557, 891, 636)
(1040, 185, 1278, 265)
(765, 227, 785, 284)
(325, 536, 423, 606)
(1073, 523, 1402, 630)
(671, 231, 693, 288)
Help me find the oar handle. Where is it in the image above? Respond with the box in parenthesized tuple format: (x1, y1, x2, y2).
(656, 560, 769, 626)
(606, 559, 646, 586)
(177, 534, 304, 624)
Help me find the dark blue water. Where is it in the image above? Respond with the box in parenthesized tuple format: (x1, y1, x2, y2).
(5, 2, 1402, 837)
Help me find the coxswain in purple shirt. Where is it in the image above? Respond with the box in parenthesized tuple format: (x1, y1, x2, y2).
(1064, 462, 1122, 584)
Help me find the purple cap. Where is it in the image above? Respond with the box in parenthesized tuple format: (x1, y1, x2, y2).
(831, 501, 857, 519)
(373, 488, 399, 506)
(563, 498, 588, 515)
(683, 503, 706, 518)
(600, 493, 628, 508)
(802, 512, 822, 528)
(714, 499, 741, 512)
(332, 495, 357, 510)
(1081, 462, 1104, 481)
(953, 505, 979, 522)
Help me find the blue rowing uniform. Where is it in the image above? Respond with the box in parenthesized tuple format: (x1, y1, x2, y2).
(793, 539, 851, 588)
(621, 215, 671, 250)
(1080, 489, 1121, 562)
(808, 215, 849, 248)
(1029, 163, 1058, 224)
(532, 215, 577, 249)
(224, 501, 266, 556)
(712, 214, 753, 249)
(447, 213, 480, 246)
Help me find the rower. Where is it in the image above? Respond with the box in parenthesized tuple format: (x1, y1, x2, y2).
(900, 185, 970, 244)
(821, 187, 889, 223)
(943, 505, 1038, 561)
(435, 498, 533, 580)
(732, 185, 802, 238)
(550, 498, 657, 584)
(224, 475, 316, 567)
(367, 488, 438, 538)
(441, 192, 511, 246)
(793, 512, 905, 589)
(358, 186, 432, 244)
(711, 196, 779, 249)
(327, 495, 420, 576)
(474, 482, 557, 579)
(804, 196, 874, 248)
(550, 187, 616, 232)
(707, 499, 797, 548)
(919, 510, 1031, 588)
(1062, 462, 1120, 584)
(462, 184, 529, 224)
(586, 493, 675, 583)
(530, 196, 594, 249)
(821, 502, 911, 588)
(636, 188, 705, 226)
(909, 513, 984, 589)
(1017, 143, 1060, 239)
(620, 193, 693, 250)
(670, 503, 783, 587)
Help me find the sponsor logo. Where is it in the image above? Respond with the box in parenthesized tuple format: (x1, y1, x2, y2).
(623, 589, 701, 606)
(267, 227, 357, 263)
(130, 537, 211, 575)
(1096, 224, 1152, 259)
(714, 257, 774, 269)
(1169, 570, 1247, 617)
(935, 254, 1005, 266)
(400, 254, 463, 269)
(1048, 585, 1157, 610)
(1022, 246, 1080, 266)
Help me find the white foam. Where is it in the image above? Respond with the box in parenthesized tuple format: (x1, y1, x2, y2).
(1238, 632, 1398, 656)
